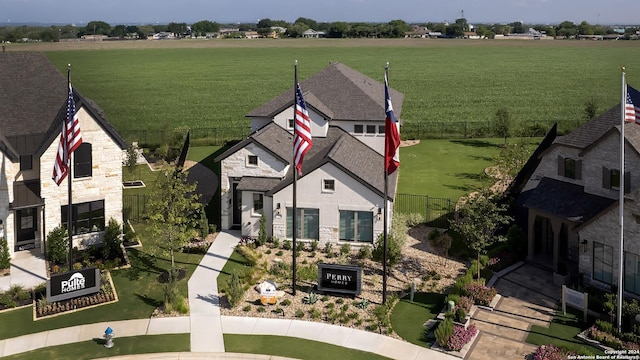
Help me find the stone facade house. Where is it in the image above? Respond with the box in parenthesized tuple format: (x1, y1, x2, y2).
(215, 63, 402, 246)
(0, 52, 127, 259)
(519, 105, 640, 297)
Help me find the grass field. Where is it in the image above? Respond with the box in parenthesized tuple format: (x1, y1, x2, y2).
(26, 38, 639, 142)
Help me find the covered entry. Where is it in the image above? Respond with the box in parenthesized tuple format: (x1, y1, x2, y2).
(12, 180, 44, 252)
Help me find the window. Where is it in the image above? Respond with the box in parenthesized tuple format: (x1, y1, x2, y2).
(74, 143, 92, 178)
(378, 125, 385, 134)
(323, 179, 335, 192)
(557, 155, 581, 180)
(366, 125, 376, 134)
(247, 155, 258, 166)
(339, 210, 373, 243)
(288, 118, 294, 129)
(286, 208, 319, 240)
(602, 167, 630, 193)
(253, 193, 263, 215)
(593, 241, 613, 284)
(625, 252, 640, 295)
(19, 155, 32, 171)
(354, 125, 364, 134)
(61, 200, 105, 235)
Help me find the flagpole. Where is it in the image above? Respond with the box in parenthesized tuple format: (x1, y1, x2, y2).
(617, 66, 626, 333)
(382, 63, 390, 305)
(67, 64, 74, 272)
(292, 60, 298, 296)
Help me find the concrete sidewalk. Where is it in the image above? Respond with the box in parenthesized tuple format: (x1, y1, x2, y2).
(0, 231, 457, 360)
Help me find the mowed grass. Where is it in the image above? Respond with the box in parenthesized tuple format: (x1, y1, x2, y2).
(390, 292, 446, 347)
(43, 40, 640, 138)
(397, 138, 535, 200)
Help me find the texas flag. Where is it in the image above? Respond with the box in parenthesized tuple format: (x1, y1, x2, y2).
(384, 73, 400, 175)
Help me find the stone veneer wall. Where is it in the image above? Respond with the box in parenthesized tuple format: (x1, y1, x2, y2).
(39, 107, 124, 251)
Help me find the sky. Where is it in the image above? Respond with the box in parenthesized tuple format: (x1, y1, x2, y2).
(2, 0, 639, 26)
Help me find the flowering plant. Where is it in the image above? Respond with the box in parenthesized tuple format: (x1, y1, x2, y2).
(532, 344, 575, 360)
(461, 282, 497, 306)
(445, 323, 478, 351)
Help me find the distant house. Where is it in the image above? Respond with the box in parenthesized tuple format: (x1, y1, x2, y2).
(81, 34, 108, 41)
(405, 27, 430, 38)
(245, 31, 260, 39)
(517, 105, 640, 297)
(0, 52, 127, 259)
(463, 31, 480, 39)
(302, 29, 325, 38)
(215, 63, 403, 245)
(151, 32, 175, 40)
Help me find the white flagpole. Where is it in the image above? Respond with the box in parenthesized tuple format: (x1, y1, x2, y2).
(617, 67, 626, 333)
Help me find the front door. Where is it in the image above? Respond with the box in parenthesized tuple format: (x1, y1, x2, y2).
(231, 181, 241, 229)
(15, 208, 37, 251)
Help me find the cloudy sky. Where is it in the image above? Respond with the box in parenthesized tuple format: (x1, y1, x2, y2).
(3, 0, 639, 25)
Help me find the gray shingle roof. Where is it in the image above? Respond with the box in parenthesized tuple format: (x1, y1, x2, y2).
(555, 105, 621, 149)
(247, 62, 404, 122)
(237, 176, 282, 192)
(214, 122, 292, 163)
(522, 177, 615, 224)
(267, 126, 397, 200)
(0, 52, 127, 156)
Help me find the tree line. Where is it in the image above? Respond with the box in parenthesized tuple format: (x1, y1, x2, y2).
(1, 18, 638, 43)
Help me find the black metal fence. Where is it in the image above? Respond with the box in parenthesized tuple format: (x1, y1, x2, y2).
(123, 194, 149, 223)
(119, 125, 251, 148)
(393, 193, 453, 229)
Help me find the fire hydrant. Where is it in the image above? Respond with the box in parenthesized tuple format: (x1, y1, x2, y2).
(104, 327, 115, 348)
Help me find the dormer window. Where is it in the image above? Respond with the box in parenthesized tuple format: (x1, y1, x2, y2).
(323, 179, 335, 192)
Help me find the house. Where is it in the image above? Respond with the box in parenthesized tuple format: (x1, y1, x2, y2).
(302, 29, 325, 38)
(517, 105, 640, 297)
(0, 52, 127, 259)
(215, 63, 403, 245)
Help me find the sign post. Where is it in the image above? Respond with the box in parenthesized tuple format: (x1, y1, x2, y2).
(562, 285, 588, 322)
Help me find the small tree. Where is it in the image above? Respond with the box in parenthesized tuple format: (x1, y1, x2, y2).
(372, 233, 402, 267)
(146, 166, 201, 283)
(584, 97, 598, 119)
(0, 237, 10, 270)
(125, 143, 139, 182)
(494, 107, 512, 144)
(450, 190, 512, 280)
(46, 226, 68, 265)
(226, 273, 244, 307)
(257, 215, 267, 247)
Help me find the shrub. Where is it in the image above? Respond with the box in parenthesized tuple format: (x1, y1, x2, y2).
(280, 299, 291, 306)
(309, 307, 321, 319)
(296, 241, 306, 253)
(532, 344, 575, 360)
(242, 305, 251, 312)
(435, 317, 454, 347)
(257, 215, 267, 247)
(257, 306, 266, 313)
(298, 263, 318, 281)
(340, 243, 351, 256)
(295, 309, 305, 318)
(445, 323, 478, 351)
(236, 245, 259, 266)
(102, 218, 122, 260)
(323, 242, 333, 255)
(0, 237, 10, 270)
(272, 237, 280, 249)
(372, 233, 402, 267)
(310, 240, 319, 252)
(46, 226, 68, 265)
(226, 273, 244, 307)
(275, 250, 283, 256)
(282, 239, 292, 250)
(357, 246, 371, 259)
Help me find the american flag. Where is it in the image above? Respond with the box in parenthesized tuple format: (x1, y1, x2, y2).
(52, 83, 83, 185)
(293, 83, 312, 175)
(384, 73, 400, 175)
(626, 85, 640, 124)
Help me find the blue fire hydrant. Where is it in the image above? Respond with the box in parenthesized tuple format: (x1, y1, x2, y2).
(104, 326, 115, 348)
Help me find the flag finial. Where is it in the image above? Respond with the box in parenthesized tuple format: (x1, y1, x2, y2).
(385, 62, 389, 70)
(622, 66, 626, 73)
(294, 59, 298, 66)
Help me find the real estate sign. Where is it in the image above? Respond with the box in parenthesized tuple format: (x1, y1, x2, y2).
(47, 267, 100, 302)
(317, 263, 361, 295)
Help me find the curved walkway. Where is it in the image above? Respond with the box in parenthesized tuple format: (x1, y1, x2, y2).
(0, 231, 456, 360)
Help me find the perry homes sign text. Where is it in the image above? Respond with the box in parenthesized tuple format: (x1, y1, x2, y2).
(317, 263, 361, 295)
(47, 267, 100, 302)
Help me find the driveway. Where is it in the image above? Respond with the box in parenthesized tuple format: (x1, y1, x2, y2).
(466, 263, 561, 360)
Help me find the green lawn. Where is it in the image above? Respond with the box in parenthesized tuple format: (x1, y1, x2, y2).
(1, 334, 190, 360)
(390, 292, 446, 347)
(398, 138, 538, 200)
(526, 308, 604, 356)
(43, 41, 640, 141)
(224, 334, 392, 360)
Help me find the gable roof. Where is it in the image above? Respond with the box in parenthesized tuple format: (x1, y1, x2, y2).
(0, 52, 127, 156)
(214, 122, 292, 164)
(246, 62, 404, 122)
(267, 126, 397, 200)
(555, 105, 621, 150)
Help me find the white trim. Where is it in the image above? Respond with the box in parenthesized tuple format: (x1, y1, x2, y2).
(322, 178, 335, 193)
(246, 154, 259, 167)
